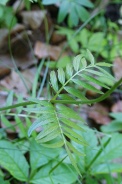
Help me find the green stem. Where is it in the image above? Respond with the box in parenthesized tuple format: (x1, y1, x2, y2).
(0, 78, 121, 111)
(85, 137, 111, 171)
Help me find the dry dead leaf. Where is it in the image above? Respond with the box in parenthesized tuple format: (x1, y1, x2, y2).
(0, 68, 36, 97)
(113, 57, 122, 80)
(34, 41, 62, 60)
(88, 103, 111, 124)
(0, 24, 37, 69)
(111, 100, 122, 112)
(21, 10, 46, 29)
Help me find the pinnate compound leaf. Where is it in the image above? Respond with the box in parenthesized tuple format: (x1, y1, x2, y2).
(72, 79, 103, 94)
(50, 71, 58, 92)
(0, 140, 29, 181)
(58, 68, 65, 84)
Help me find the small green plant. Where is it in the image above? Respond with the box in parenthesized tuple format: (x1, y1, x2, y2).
(42, 0, 94, 27)
(0, 50, 122, 178)
(0, 1, 17, 28)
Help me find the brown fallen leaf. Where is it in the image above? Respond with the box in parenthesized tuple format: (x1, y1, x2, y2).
(111, 100, 122, 112)
(0, 67, 11, 78)
(34, 41, 62, 60)
(0, 24, 37, 70)
(0, 68, 36, 97)
(21, 10, 46, 29)
(113, 57, 122, 80)
(88, 103, 111, 124)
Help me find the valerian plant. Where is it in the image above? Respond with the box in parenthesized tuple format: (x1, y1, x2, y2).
(0, 50, 122, 175)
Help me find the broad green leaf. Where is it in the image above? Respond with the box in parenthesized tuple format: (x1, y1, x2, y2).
(64, 86, 87, 100)
(58, 1, 69, 23)
(31, 161, 78, 184)
(0, 0, 9, 5)
(0, 140, 29, 181)
(50, 71, 58, 92)
(91, 163, 122, 175)
(81, 74, 109, 89)
(73, 54, 83, 71)
(56, 104, 84, 121)
(72, 79, 104, 94)
(0, 177, 10, 184)
(36, 123, 58, 140)
(87, 49, 95, 65)
(68, 3, 79, 27)
(60, 118, 84, 131)
(75, 5, 89, 22)
(66, 63, 73, 78)
(58, 68, 65, 84)
(37, 130, 61, 143)
(96, 62, 113, 67)
(110, 112, 122, 120)
(28, 115, 56, 136)
(42, 0, 57, 5)
(30, 139, 62, 175)
(42, 141, 64, 148)
(1, 115, 16, 131)
(101, 121, 122, 133)
(75, 0, 94, 8)
(66, 141, 85, 156)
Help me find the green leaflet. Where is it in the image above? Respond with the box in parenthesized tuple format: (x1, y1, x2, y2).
(58, 68, 65, 84)
(86, 49, 95, 65)
(60, 117, 84, 131)
(72, 79, 103, 94)
(36, 123, 59, 140)
(50, 71, 58, 92)
(66, 141, 85, 156)
(96, 62, 113, 67)
(56, 104, 84, 121)
(81, 74, 110, 89)
(64, 86, 87, 100)
(37, 130, 61, 143)
(66, 63, 73, 79)
(59, 94, 75, 100)
(63, 126, 88, 146)
(73, 54, 83, 71)
(28, 114, 56, 136)
(42, 141, 64, 148)
(66, 146, 82, 177)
